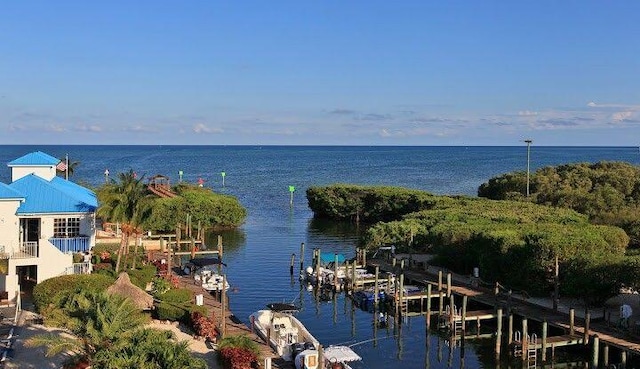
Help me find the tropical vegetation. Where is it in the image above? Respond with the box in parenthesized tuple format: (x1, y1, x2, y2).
(477, 161, 640, 247)
(306, 184, 637, 305)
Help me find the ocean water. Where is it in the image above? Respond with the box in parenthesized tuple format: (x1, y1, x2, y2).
(1, 145, 639, 369)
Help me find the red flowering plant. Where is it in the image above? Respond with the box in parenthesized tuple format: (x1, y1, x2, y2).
(169, 275, 180, 288)
(219, 347, 258, 369)
(190, 311, 218, 342)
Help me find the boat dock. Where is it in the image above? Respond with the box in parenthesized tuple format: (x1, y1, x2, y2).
(358, 256, 640, 368)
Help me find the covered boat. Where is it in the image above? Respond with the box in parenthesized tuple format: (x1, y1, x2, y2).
(323, 346, 362, 369)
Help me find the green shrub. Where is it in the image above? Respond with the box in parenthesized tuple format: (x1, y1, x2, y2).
(156, 301, 189, 321)
(92, 243, 120, 255)
(128, 265, 157, 290)
(159, 288, 193, 304)
(33, 274, 115, 313)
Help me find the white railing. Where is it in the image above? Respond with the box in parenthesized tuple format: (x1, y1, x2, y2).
(63, 262, 92, 275)
(4, 242, 39, 259)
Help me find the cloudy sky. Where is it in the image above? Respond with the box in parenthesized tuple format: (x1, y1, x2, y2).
(1, 1, 639, 146)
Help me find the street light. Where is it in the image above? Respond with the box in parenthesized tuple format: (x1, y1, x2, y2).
(524, 139, 532, 197)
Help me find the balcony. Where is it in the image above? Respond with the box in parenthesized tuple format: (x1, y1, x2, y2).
(0, 242, 39, 259)
(63, 262, 92, 275)
(48, 237, 91, 254)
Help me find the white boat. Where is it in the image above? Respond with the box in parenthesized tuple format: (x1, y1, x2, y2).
(323, 345, 362, 369)
(201, 273, 230, 292)
(249, 309, 320, 368)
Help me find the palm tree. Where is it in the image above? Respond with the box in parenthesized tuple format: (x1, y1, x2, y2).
(97, 170, 152, 272)
(25, 291, 148, 367)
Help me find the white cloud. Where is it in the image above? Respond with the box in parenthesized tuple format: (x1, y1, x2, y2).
(45, 124, 67, 132)
(193, 123, 223, 134)
(75, 124, 103, 132)
(611, 111, 634, 122)
(518, 110, 538, 116)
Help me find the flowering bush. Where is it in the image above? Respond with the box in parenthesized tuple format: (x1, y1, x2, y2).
(169, 275, 180, 288)
(190, 311, 218, 342)
(219, 347, 257, 369)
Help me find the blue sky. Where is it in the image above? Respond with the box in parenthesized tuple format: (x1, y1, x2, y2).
(1, 1, 639, 146)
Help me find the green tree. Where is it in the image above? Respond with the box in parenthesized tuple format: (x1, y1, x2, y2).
(96, 170, 153, 272)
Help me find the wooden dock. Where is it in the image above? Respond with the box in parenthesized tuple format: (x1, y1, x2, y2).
(369, 257, 640, 366)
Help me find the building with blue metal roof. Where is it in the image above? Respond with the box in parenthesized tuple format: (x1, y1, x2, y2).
(0, 151, 96, 303)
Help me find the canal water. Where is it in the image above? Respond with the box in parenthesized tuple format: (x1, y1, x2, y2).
(2, 145, 639, 368)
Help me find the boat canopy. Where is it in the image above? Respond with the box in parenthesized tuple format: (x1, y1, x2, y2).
(188, 257, 227, 267)
(320, 253, 346, 264)
(266, 302, 299, 313)
(323, 346, 362, 363)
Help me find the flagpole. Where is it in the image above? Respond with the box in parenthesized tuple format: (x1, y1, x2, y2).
(65, 154, 69, 180)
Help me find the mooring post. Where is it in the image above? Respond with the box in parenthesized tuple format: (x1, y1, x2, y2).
(542, 321, 548, 362)
(333, 253, 339, 291)
(449, 294, 455, 326)
(221, 274, 227, 336)
(521, 319, 528, 362)
(426, 284, 432, 330)
(315, 248, 321, 284)
(446, 273, 452, 297)
(569, 308, 575, 335)
(387, 273, 393, 296)
(508, 314, 514, 346)
(438, 270, 443, 291)
(438, 287, 444, 315)
(592, 335, 599, 369)
(622, 350, 627, 369)
(160, 237, 165, 252)
(399, 273, 405, 316)
(461, 295, 468, 334)
(496, 308, 503, 362)
(290, 253, 295, 275)
(603, 344, 609, 367)
(393, 257, 397, 268)
(374, 266, 380, 304)
(299, 242, 305, 274)
(584, 311, 591, 344)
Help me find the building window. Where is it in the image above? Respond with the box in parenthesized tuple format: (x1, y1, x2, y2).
(54, 218, 80, 238)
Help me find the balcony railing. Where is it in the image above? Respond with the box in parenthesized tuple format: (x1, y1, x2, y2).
(0, 242, 39, 259)
(49, 237, 91, 254)
(63, 262, 92, 275)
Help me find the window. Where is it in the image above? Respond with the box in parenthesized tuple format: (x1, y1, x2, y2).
(54, 218, 80, 238)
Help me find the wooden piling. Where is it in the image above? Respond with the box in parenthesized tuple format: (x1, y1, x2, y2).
(508, 314, 513, 346)
(584, 311, 591, 345)
(461, 295, 468, 334)
(438, 289, 444, 315)
(221, 274, 227, 336)
(299, 242, 305, 274)
(392, 257, 397, 268)
(160, 237, 165, 252)
(603, 344, 609, 367)
(290, 253, 295, 275)
(190, 238, 196, 259)
(315, 248, 321, 284)
(426, 284, 432, 330)
(621, 350, 627, 368)
(351, 261, 356, 291)
(449, 294, 455, 326)
(542, 320, 548, 362)
(592, 335, 599, 369)
(569, 308, 575, 335)
(374, 266, 380, 304)
(521, 319, 528, 362)
(496, 308, 503, 361)
(446, 273, 452, 297)
(438, 271, 443, 291)
(399, 273, 405, 316)
(333, 253, 339, 290)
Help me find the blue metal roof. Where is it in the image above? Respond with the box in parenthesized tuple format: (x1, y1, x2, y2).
(8, 174, 97, 214)
(0, 182, 25, 200)
(8, 151, 60, 166)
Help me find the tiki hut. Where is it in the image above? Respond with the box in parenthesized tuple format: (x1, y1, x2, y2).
(106, 272, 154, 310)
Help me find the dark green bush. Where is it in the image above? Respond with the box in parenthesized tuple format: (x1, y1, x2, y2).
(128, 265, 157, 289)
(158, 288, 193, 304)
(33, 274, 115, 312)
(156, 301, 189, 321)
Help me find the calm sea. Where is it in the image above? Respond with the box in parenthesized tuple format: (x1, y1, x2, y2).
(1, 145, 639, 369)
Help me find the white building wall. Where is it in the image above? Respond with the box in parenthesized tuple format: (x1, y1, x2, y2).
(0, 200, 21, 254)
(11, 165, 56, 182)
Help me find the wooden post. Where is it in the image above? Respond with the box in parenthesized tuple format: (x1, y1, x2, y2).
(569, 308, 575, 335)
(315, 248, 321, 284)
(496, 308, 503, 361)
(461, 295, 468, 334)
(542, 320, 548, 362)
(221, 274, 227, 336)
(521, 319, 528, 362)
(399, 273, 405, 316)
(621, 350, 627, 369)
(333, 253, 339, 290)
(387, 273, 393, 297)
(176, 225, 181, 251)
(217, 235, 224, 275)
(426, 284, 432, 330)
(290, 253, 295, 275)
(591, 335, 599, 369)
(374, 266, 380, 304)
(318, 345, 324, 369)
(446, 273, 452, 297)
(351, 260, 356, 291)
(160, 237, 165, 252)
(190, 238, 196, 259)
(603, 344, 609, 368)
(362, 249, 366, 267)
(299, 242, 305, 274)
(438, 270, 443, 291)
(584, 311, 591, 345)
(449, 294, 455, 326)
(508, 314, 513, 346)
(438, 289, 444, 316)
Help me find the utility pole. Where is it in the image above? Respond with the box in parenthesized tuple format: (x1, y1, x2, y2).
(524, 139, 533, 197)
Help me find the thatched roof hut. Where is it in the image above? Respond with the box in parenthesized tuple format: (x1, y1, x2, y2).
(106, 272, 154, 310)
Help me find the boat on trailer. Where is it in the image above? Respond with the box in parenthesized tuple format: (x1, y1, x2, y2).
(250, 306, 320, 368)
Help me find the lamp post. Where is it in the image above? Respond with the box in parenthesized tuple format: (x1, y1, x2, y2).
(524, 139, 532, 197)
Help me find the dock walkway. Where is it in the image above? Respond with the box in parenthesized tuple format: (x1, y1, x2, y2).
(370, 258, 640, 355)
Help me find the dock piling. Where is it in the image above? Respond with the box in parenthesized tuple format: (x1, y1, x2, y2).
(299, 242, 305, 274)
(569, 308, 575, 335)
(542, 320, 548, 362)
(496, 308, 503, 361)
(426, 284, 432, 330)
(592, 335, 599, 369)
(290, 253, 295, 275)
